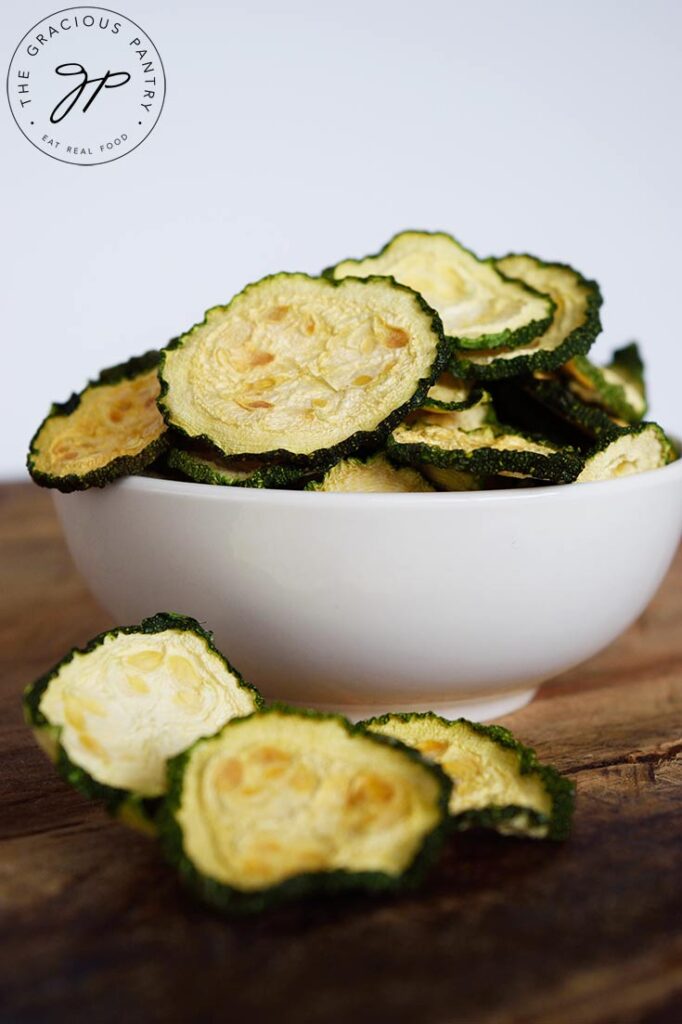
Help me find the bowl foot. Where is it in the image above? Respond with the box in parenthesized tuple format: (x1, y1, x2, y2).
(286, 687, 538, 724)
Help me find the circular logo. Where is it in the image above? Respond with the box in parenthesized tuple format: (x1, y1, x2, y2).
(6, 6, 165, 165)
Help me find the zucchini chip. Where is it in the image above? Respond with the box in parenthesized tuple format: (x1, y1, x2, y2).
(159, 273, 446, 465)
(327, 230, 554, 351)
(576, 423, 676, 482)
(363, 713, 575, 840)
(160, 706, 451, 913)
(167, 445, 310, 489)
(23, 613, 262, 826)
(424, 388, 497, 432)
(450, 256, 602, 380)
(423, 373, 485, 413)
(307, 452, 433, 493)
(522, 377, 627, 440)
(420, 465, 485, 491)
(562, 342, 647, 423)
(388, 410, 582, 483)
(28, 350, 167, 492)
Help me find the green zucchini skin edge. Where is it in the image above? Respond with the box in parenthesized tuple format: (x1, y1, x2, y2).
(387, 429, 583, 483)
(23, 612, 264, 825)
(166, 446, 313, 489)
(564, 342, 647, 423)
(157, 272, 450, 468)
(523, 378, 627, 440)
(612, 342, 646, 396)
(27, 349, 168, 493)
(450, 256, 603, 381)
(158, 703, 453, 915)
(323, 229, 557, 352)
(423, 385, 487, 413)
(360, 712, 575, 841)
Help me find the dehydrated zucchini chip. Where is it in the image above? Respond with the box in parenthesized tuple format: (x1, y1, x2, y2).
(423, 373, 486, 414)
(562, 342, 647, 423)
(522, 377, 627, 440)
(159, 273, 446, 466)
(424, 373, 473, 409)
(450, 255, 602, 380)
(167, 445, 310, 489)
(388, 409, 582, 482)
(23, 613, 262, 826)
(326, 230, 554, 351)
(420, 465, 485, 491)
(363, 713, 575, 840)
(424, 388, 497, 432)
(307, 452, 433, 493)
(28, 350, 168, 492)
(159, 706, 452, 913)
(576, 423, 676, 482)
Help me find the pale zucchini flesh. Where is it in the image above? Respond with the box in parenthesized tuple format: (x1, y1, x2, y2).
(363, 713, 575, 839)
(307, 452, 433, 492)
(159, 273, 446, 464)
(577, 423, 676, 482)
(327, 231, 554, 351)
(451, 255, 602, 380)
(28, 351, 167, 492)
(23, 614, 262, 813)
(160, 707, 451, 912)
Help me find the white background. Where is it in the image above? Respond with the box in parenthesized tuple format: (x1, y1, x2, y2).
(2, 0, 681, 478)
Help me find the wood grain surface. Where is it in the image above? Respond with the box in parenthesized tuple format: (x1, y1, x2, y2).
(1, 483, 681, 1024)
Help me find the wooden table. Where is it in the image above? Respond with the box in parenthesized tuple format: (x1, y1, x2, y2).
(2, 483, 682, 1024)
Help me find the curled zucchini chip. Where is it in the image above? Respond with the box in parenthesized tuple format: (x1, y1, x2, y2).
(363, 713, 575, 840)
(28, 351, 167, 492)
(307, 452, 433, 493)
(389, 410, 582, 482)
(562, 342, 647, 423)
(421, 374, 475, 409)
(423, 373, 484, 413)
(167, 445, 309, 489)
(327, 230, 554, 351)
(425, 389, 497, 432)
(522, 377, 627, 440)
(576, 423, 676, 482)
(23, 613, 262, 826)
(451, 255, 602, 380)
(159, 273, 446, 465)
(160, 706, 452, 913)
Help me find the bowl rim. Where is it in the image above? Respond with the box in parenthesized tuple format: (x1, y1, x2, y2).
(100, 454, 682, 507)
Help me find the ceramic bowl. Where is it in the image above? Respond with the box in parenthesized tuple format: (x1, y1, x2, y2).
(53, 458, 682, 721)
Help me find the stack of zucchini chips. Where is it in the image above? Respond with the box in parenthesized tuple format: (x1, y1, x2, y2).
(27, 230, 676, 496)
(24, 231, 676, 912)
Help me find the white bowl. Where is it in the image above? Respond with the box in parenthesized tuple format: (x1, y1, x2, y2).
(53, 460, 682, 722)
